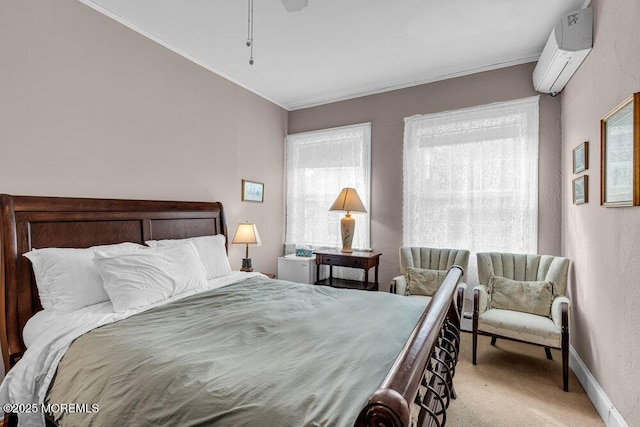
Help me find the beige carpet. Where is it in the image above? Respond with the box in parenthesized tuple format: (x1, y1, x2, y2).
(446, 333, 604, 426)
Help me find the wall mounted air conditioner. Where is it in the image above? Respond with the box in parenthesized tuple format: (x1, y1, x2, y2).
(533, 7, 593, 96)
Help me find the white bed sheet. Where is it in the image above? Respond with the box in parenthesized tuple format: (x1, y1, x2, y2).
(1, 271, 263, 427)
(23, 311, 61, 350)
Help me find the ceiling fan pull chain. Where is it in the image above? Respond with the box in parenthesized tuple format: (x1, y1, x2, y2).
(246, 0, 251, 47)
(247, 0, 254, 65)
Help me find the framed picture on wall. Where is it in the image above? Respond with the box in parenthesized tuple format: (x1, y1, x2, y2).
(573, 175, 588, 205)
(600, 93, 640, 207)
(573, 141, 588, 174)
(241, 179, 264, 202)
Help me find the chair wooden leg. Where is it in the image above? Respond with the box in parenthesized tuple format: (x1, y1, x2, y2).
(456, 286, 465, 319)
(473, 289, 479, 365)
(490, 337, 497, 346)
(561, 302, 569, 392)
(562, 343, 569, 392)
(545, 347, 553, 360)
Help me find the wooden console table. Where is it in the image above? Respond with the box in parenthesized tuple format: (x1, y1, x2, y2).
(314, 250, 381, 291)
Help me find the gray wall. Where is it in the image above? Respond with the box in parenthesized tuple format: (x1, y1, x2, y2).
(0, 0, 287, 275)
(289, 62, 562, 289)
(562, 0, 640, 424)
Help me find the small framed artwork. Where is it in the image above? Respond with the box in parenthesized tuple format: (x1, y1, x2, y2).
(573, 141, 589, 174)
(573, 175, 588, 205)
(600, 93, 640, 207)
(241, 179, 264, 202)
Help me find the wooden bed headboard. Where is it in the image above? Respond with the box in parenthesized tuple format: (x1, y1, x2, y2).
(0, 194, 227, 372)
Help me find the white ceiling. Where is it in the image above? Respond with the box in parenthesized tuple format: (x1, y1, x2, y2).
(80, 0, 589, 110)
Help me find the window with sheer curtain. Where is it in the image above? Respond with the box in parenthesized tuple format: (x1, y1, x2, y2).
(403, 97, 539, 285)
(286, 123, 371, 250)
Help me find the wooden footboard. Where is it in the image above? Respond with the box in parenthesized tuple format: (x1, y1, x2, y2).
(356, 265, 463, 427)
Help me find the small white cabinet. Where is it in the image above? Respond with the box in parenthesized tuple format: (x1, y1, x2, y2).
(277, 254, 326, 284)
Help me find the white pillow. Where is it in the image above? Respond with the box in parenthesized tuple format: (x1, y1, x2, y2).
(146, 234, 231, 279)
(23, 242, 144, 313)
(94, 242, 208, 312)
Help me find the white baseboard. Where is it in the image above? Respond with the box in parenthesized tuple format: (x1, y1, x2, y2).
(569, 345, 627, 427)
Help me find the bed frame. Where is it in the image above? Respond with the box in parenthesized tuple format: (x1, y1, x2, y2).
(0, 194, 462, 427)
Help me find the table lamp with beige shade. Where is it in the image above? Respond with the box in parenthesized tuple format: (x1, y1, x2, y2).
(232, 222, 261, 271)
(329, 187, 367, 253)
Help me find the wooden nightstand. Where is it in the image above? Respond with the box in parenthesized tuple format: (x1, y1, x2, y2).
(314, 250, 381, 291)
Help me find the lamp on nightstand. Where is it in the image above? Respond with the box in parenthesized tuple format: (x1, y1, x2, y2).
(232, 222, 262, 272)
(329, 187, 366, 253)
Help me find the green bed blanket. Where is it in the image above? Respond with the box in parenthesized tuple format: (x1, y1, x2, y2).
(46, 277, 426, 426)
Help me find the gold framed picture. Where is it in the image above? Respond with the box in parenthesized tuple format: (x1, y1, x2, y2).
(573, 175, 588, 205)
(573, 141, 588, 174)
(241, 180, 264, 202)
(600, 93, 640, 207)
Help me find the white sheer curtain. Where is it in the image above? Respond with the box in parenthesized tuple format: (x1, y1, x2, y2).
(286, 123, 371, 250)
(403, 97, 539, 288)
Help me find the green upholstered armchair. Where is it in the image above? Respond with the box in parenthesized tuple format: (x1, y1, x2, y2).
(390, 247, 470, 317)
(473, 252, 571, 391)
